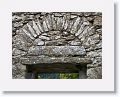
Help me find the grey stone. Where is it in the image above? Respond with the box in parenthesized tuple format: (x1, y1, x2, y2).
(56, 17, 63, 30)
(94, 41, 102, 49)
(36, 19, 44, 32)
(12, 15, 22, 22)
(75, 23, 88, 37)
(21, 56, 92, 65)
(55, 35, 61, 39)
(93, 16, 102, 26)
(62, 31, 69, 36)
(83, 12, 92, 16)
(63, 14, 71, 30)
(92, 12, 102, 16)
(70, 17, 81, 34)
(63, 19, 69, 30)
(86, 17, 94, 22)
(82, 34, 100, 48)
(61, 17, 66, 30)
(65, 35, 75, 41)
(39, 35, 50, 41)
(27, 22, 38, 37)
(71, 12, 83, 16)
(54, 13, 63, 17)
(78, 26, 89, 39)
(13, 22, 23, 28)
(12, 12, 102, 79)
(70, 15, 77, 19)
(12, 48, 27, 56)
(12, 57, 20, 64)
(21, 27, 35, 40)
(41, 33, 48, 36)
(87, 67, 102, 79)
(96, 29, 102, 34)
(42, 20, 49, 32)
(32, 21, 41, 35)
(66, 20, 74, 32)
(27, 46, 86, 56)
(69, 40, 81, 46)
(48, 31, 60, 35)
(51, 15, 57, 30)
(87, 50, 102, 58)
(45, 39, 67, 46)
(44, 15, 52, 30)
(34, 39, 44, 46)
(17, 29, 34, 44)
(12, 35, 31, 51)
(87, 26, 95, 36)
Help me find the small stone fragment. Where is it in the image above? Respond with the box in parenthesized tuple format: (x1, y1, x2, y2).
(34, 39, 44, 46)
(32, 21, 41, 35)
(39, 35, 50, 41)
(70, 17, 81, 34)
(42, 20, 49, 32)
(93, 16, 102, 26)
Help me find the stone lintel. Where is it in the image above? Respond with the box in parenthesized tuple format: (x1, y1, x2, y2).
(21, 57, 92, 65)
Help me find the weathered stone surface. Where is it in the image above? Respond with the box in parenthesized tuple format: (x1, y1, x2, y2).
(81, 34, 100, 49)
(87, 50, 102, 58)
(39, 35, 50, 41)
(28, 46, 86, 56)
(12, 48, 27, 56)
(78, 26, 89, 39)
(93, 16, 102, 26)
(65, 35, 75, 41)
(70, 17, 81, 34)
(32, 21, 41, 35)
(36, 19, 44, 32)
(12, 15, 22, 22)
(12, 12, 102, 79)
(45, 39, 67, 46)
(62, 31, 70, 37)
(42, 20, 49, 32)
(68, 40, 81, 46)
(44, 15, 53, 30)
(71, 12, 83, 16)
(76, 23, 89, 37)
(70, 15, 77, 19)
(56, 17, 63, 30)
(87, 67, 102, 79)
(21, 56, 92, 65)
(83, 12, 92, 16)
(66, 20, 74, 32)
(27, 22, 38, 37)
(12, 63, 26, 79)
(54, 13, 63, 17)
(63, 13, 71, 30)
(33, 39, 44, 46)
(12, 35, 31, 51)
(51, 15, 57, 30)
(22, 27, 35, 40)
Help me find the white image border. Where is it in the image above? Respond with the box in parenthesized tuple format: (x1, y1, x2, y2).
(0, 0, 114, 91)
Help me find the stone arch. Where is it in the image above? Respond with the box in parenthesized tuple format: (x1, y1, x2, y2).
(16, 13, 94, 48)
(12, 12, 102, 79)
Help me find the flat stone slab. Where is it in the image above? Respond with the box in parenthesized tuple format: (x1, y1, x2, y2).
(21, 56, 92, 65)
(28, 46, 86, 56)
(21, 57, 92, 73)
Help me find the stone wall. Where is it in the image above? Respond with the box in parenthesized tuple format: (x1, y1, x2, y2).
(12, 12, 102, 79)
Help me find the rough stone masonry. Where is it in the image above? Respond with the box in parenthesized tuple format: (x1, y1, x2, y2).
(12, 12, 102, 79)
